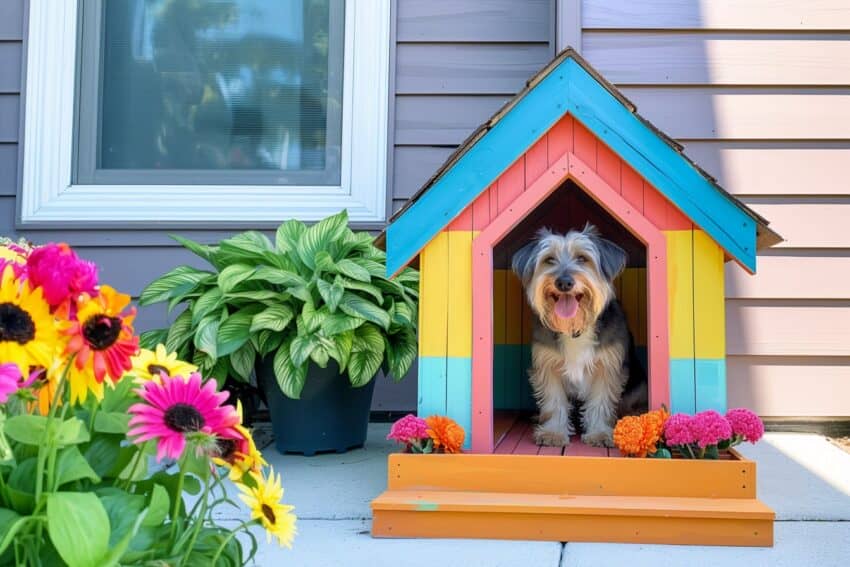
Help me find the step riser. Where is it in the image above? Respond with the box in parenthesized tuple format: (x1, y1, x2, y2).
(373, 510, 774, 547)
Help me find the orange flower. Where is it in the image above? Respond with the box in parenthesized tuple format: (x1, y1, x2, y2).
(639, 407, 669, 453)
(613, 415, 646, 457)
(425, 415, 465, 453)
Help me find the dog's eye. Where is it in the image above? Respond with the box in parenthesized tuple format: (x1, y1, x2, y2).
(544, 257, 557, 265)
(576, 255, 589, 263)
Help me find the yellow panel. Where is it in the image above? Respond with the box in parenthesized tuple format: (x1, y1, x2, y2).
(620, 268, 640, 342)
(505, 272, 523, 345)
(693, 230, 726, 358)
(665, 230, 695, 359)
(636, 268, 647, 347)
(493, 270, 507, 344)
(419, 231, 449, 357)
(447, 231, 475, 357)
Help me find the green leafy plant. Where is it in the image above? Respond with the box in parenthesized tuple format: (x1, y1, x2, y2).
(139, 210, 419, 398)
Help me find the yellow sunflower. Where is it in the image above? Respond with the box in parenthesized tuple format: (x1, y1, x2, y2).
(0, 266, 59, 375)
(214, 402, 267, 481)
(237, 467, 296, 548)
(130, 344, 197, 382)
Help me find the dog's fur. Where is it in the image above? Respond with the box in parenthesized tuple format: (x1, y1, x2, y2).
(512, 225, 647, 448)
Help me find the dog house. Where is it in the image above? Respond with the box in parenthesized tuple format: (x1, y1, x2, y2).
(372, 50, 778, 546)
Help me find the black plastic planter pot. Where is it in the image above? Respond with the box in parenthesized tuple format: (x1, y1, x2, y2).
(258, 357, 376, 456)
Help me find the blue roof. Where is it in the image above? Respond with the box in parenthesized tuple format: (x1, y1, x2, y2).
(385, 49, 778, 276)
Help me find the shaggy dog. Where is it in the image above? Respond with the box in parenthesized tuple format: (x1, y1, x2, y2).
(512, 225, 646, 447)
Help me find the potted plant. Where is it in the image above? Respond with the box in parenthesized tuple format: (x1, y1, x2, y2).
(140, 211, 419, 455)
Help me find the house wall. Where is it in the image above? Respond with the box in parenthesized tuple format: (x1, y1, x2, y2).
(580, 0, 850, 418)
(0, 0, 554, 412)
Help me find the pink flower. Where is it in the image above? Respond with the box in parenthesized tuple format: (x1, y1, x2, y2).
(26, 243, 98, 309)
(128, 373, 241, 462)
(726, 408, 764, 444)
(387, 414, 429, 447)
(690, 410, 733, 449)
(663, 413, 696, 446)
(0, 363, 39, 403)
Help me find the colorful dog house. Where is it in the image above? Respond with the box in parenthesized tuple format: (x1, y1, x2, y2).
(372, 49, 778, 546)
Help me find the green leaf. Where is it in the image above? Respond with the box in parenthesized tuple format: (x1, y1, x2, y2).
(97, 488, 145, 548)
(165, 309, 193, 354)
(170, 234, 218, 265)
(314, 250, 337, 273)
(100, 372, 138, 413)
(321, 312, 366, 336)
(256, 329, 285, 356)
(290, 334, 318, 367)
(391, 301, 415, 328)
(55, 446, 101, 486)
(339, 276, 383, 303)
(139, 265, 213, 306)
(348, 324, 385, 386)
(273, 341, 307, 399)
(230, 341, 256, 381)
(57, 417, 90, 446)
(310, 344, 330, 368)
(94, 412, 130, 435)
(330, 329, 354, 371)
(7, 458, 36, 513)
(47, 492, 111, 567)
(218, 231, 273, 261)
(192, 287, 224, 326)
(139, 328, 168, 351)
(216, 309, 256, 357)
(275, 219, 307, 253)
(339, 291, 390, 330)
(3, 415, 47, 445)
(250, 304, 294, 333)
(142, 484, 169, 527)
(317, 278, 344, 312)
(248, 265, 308, 286)
(194, 315, 220, 359)
(225, 290, 283, 303)
(295, 210, 349, 269)
(336, 259, 371, 282)
(385, 328, 418, 381)
(350, 257, 385, 278)
(84, 435, 123, 478)
(217, 264, 256, 294)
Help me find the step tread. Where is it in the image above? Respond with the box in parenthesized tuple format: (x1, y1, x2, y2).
(372, 490, 774, 520)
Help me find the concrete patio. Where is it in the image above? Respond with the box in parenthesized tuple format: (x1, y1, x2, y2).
(229, 424, 850, 566)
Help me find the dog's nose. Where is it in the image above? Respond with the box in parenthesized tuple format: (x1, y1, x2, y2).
(555, 276, 574, 292)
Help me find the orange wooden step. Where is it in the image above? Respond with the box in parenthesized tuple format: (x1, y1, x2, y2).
(372, 490, 774, 546)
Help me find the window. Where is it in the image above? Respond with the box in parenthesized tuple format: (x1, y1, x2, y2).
(21, 0, 390, 224)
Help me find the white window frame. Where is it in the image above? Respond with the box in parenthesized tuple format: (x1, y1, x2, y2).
(20, 0, 390, 225)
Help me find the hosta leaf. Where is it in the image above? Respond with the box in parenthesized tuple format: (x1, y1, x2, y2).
(229, 341, 256, 381)
(347, 323, 384, 386)
(47, 492, 110, 567)
(339, 276, 383, 303)
(192, 287, 223, 326)
(330, 329, 354, 371)
(216, 309, 256, 357)
(349, 257, 385, 278)
(297, 302, 329, 334)
(139, 266, 213, 306)
(310, 344, 330, 368)
(275, 218, 307, 253)
(166, 309, 193, 353)
(339, 291, 390, 330)
(250, 304, 294, 333)
(217, 264, 256, 294)
(256, 329, 285, 356)
(385, 328, 418, 381)
(194, 314, 220, 359)
(274, 340, 307, 399)
(392, 301, 415, 328)
(321, 312, 365, 336)
(353, 322, 385, 353)
(335, 259, 370, 282)
(139, 328, 168, 350)
(219, 231, 273, 259)
(225, 290, 282, 303)
(290, 334, 318, 366)
(317, 278, 344, 312)
(295, 210, 349, 269)
(170, 234, 218, 264)
(314, 251, 336, 274)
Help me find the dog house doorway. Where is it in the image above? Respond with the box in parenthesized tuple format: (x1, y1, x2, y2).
(470, 160, 670, 454)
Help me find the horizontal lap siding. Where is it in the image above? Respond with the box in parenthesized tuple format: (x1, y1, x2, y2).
(581, 0, 850, 417)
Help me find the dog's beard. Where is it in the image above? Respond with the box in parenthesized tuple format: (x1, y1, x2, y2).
(531, 279, 600, 336)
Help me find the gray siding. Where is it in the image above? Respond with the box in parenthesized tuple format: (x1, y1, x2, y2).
(1, 0, 555, 411)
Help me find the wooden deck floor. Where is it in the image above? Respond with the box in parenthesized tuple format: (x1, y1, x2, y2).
(493, 412, 622, 457)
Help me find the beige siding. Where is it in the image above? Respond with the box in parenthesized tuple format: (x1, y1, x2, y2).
(582, 0, 850, 417)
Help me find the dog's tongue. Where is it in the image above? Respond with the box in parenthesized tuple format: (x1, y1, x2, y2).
(555, 295, 579, 319)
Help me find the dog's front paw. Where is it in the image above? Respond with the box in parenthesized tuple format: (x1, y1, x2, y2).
(534, 428, 570, 447)
(581, 431, 614, 448)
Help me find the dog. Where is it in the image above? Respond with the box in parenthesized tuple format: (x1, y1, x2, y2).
(511, 224, 647, 448)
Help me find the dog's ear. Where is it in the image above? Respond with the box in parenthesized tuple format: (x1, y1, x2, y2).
(593, 236, 627, 281)
(511, 240, 539, 286)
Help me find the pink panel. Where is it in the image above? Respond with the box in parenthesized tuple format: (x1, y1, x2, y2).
(513, 424, 540, 455)
(573, 121, 597, 170)
(471, 235, 495, 453)
(565, 436, 608, 457)
(525, 136, 549, 188)
(489, 184, 500, 223)
(547, 115, 574, 166)
(494, 419, 529, 454)
(596, 142, 622, 194)
(643, 181, 693, 230)
(472, 185, 492, 230)
(447, 204, 474, 231)
(497, 158, 526, 213)
(537, 444, 565, 456)
(620, 164, 644, 213)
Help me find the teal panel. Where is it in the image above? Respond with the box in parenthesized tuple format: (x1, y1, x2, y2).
(446, 357, 472, 450)
(494, 345, 534, 410)
(695, 359, 727, 413)
(418, 356, 447, 417)
(385, 54, 758, 276)
(670, 358, 696, 414)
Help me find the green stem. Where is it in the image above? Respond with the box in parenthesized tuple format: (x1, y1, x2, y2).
(210, 519, 258, 565)
(179, 475, 212, 567)
(121, 447, 146, 491)
(168, 458, 187, 546)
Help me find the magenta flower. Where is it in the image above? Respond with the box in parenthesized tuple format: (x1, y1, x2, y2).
(0, 363, 39, 403)
(726, 408, 764, 444)
(387, 414, 429, 448)
(128, 373, 241, 462)
(26, 243, 98, 309)
(663, 413, 696, 446)
(690, 410, 733, 449)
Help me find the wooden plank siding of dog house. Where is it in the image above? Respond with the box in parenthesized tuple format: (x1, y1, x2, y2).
(390, 50, 780, 453)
